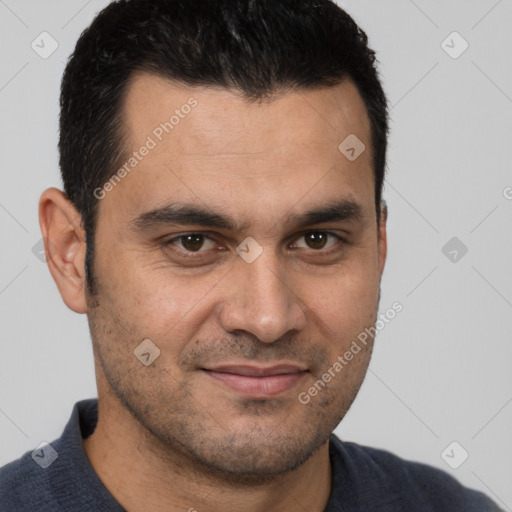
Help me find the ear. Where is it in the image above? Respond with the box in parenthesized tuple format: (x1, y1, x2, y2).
(38, 187, 88, 314)
(377, 200, 388, 276)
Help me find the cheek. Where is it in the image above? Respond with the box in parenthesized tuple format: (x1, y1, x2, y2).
(300, 271, 378, 406)
(99, 253, 229, 346)
(302, 258, 380, 332)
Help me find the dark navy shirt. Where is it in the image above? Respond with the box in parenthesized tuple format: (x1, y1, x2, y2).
(0, 399, 503, 511)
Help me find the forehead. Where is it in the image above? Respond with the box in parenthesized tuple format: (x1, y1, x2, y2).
(122, 72, 371, 153)
(101, 72, 374, 227)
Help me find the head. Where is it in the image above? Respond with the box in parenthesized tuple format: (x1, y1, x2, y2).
(41, 0, 389, 481)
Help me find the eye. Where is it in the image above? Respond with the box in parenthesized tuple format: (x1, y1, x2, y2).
(167, 233, 217, 252)
(292, 231, 342, 250)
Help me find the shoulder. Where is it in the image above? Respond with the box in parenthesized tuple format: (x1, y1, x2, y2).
(0, 399, 99, 512)
(0, 448, 56, 511)
(328, 435, 503, 511)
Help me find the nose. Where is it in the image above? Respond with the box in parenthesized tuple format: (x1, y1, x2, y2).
(218, 251, 307, 343)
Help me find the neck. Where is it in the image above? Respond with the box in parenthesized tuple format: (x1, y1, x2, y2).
(83, 394, 332, 512)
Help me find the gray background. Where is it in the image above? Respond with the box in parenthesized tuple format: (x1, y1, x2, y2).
(0, 0, 511, 508)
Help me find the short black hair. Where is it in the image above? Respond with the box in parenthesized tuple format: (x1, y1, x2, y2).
(59, 0, 388, 294)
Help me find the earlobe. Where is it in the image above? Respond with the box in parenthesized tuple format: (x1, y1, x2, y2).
(38, 187, 88, 314)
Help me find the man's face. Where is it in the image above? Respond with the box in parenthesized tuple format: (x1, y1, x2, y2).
(86, 73, 386, 477)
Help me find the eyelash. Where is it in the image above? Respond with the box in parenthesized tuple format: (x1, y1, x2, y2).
(162, 231, 346, 257)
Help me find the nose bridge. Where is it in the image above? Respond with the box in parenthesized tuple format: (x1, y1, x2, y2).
(219, 249, 306, 343)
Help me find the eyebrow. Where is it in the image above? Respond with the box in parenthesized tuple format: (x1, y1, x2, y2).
(130, 199, 363, 233)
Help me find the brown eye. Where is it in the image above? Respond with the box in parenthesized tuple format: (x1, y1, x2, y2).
(180, 234, 206, 251)
(292, 231, 341, 251)
(304, 232, 328, 249)
(167, 233, 216, 253)
(163, 232, 224, 263)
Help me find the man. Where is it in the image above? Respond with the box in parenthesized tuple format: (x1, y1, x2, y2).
(0, 0, 503, 510)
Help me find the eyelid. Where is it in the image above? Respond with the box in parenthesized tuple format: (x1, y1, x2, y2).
(163, 232, 219, 252)
(290, 230, 345, 250)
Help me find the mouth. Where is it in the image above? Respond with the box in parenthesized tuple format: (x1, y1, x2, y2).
(201, 363, 309, 398)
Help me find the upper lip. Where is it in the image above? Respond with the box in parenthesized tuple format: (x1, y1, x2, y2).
(202, 363, 308, 376)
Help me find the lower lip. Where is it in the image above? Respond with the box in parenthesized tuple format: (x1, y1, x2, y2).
(202, 370, 308, 398)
